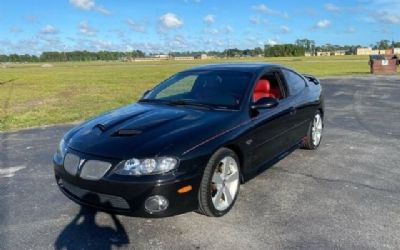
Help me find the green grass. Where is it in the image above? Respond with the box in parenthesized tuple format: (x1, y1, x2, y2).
(0, 55, 384, 131)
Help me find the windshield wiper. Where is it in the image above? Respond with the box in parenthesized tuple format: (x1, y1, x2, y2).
(139, 98, 230, 110)
(167, 99, 215, 110)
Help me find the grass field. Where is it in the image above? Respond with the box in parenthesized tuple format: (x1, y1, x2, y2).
(0, 55, 388, 131)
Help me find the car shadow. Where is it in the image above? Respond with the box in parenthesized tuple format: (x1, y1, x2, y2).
(54, 194, 130, 250)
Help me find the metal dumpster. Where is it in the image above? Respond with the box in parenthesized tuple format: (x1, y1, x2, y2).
(369, 55, 398, 74)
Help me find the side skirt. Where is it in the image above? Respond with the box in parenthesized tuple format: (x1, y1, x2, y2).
(242, 140, 301, 183)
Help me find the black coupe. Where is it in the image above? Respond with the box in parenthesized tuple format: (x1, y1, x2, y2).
(53, 63, 324, 217)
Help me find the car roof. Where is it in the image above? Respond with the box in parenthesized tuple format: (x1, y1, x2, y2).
(183, 63, 282, 74)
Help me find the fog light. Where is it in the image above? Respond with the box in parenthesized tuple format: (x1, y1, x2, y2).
(144, 195, 169, 214)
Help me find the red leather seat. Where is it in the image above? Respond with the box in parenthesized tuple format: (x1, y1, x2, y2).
(269, 85, 282, 99)
(253, 79, 271, 102)
(253, 79, 282, 101)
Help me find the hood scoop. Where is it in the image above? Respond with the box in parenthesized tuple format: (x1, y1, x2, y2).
(112, 129, 142, 137)
(94, 123, 106, 132)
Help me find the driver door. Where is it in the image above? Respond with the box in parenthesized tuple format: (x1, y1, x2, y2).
(248, 71, 296, 170)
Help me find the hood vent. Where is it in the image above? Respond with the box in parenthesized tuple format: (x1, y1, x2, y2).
(112, 129, 142, 137)
(95, 123, 106, 132)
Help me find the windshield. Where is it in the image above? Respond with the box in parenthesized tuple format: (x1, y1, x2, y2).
(142, 70, 253, 110)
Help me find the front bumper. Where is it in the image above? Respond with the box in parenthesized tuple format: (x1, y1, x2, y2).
(54, 153, 203, 217)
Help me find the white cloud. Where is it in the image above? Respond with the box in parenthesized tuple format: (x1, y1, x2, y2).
(252, 4, 288, 18)
(79, 21, 97, 36)
(69, 0, 94, 10)
(170, 35, 189, 48)
(345, 26, 356, 33)
(203, 15, 215, 25)
(94, 39, 113, 50)
(360, 0, 400, 24)
(252, 4, 268, 12)
(266, 39, 279, 46)
(375, 12, 400, 24)
(69, 0, 111, 15)
(280, 25, 290, 33)
(249, 15, 261, 24)
(225, 25, 234, 33)
(205, 28, 219, 35)
(314, 19, 331, 29)
(126, 19, 146, 33)
(205, 38, 224, 47)
(204, 25, 234, 35)
(96, 6, 111, 15)
(159, 13, 184, 30)
(325, 3, 340, 12)
(40, 25, 59, 34)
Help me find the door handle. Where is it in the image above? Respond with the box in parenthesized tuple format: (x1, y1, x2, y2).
(289, 107, 296, 115)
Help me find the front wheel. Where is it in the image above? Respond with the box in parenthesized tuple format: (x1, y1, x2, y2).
(301, 110, 323, 150)
(198, 148, 240, 217)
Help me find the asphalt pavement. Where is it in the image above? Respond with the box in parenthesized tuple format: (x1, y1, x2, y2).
(1, 75, 400, 250)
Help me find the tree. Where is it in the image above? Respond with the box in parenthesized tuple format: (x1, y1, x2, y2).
(392, 41, 400, 48)
(295, 39, 315, 52)
(374, 40, 391, 50)
(264, 44, 305, 57)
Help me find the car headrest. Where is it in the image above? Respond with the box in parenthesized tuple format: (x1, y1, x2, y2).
(255, 79, 270, 92)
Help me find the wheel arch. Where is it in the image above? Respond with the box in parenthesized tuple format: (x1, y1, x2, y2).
(318, 107, 324, 118)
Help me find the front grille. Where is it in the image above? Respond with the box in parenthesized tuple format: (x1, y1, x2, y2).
(64, 153, 80, 176)
(80, 160, 112, 181)
(61, 180, 130, 210)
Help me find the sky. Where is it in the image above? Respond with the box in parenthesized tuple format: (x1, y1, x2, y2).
(0, 0, 399, 54)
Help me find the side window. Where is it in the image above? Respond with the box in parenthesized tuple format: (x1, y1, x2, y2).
(282, 69, 306, 96)
(156, 75, 197, 99)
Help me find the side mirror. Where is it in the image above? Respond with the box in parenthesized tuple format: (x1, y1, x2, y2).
(251, 97, 278, 110)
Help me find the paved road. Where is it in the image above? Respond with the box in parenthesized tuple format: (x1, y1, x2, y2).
(1, 76, 400, 250)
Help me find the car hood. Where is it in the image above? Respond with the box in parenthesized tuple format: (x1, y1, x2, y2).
(65, 103, 238, 159)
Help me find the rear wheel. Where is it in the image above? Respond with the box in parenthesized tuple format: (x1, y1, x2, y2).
(301, 110, 323, 150)
(198, 148, 240, 217)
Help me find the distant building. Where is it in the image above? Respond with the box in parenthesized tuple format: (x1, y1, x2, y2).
(134, 58, 162, 62)
(195, 54, 216, 59)
(357, 47, 372, 55)
(356, 47, 398, 55)
(334, 50, 346, 56)
(316, 51, 331, 56)
(154, 54, 170, 59)
(173, 56, 195, 61)
(304, 52, 312, 57)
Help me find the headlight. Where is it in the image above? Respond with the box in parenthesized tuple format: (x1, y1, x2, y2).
(57, 138, 67, 157)
(115, 157, 178, 176)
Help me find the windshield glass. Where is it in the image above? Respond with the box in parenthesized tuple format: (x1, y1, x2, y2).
(142, 70, 253, 109)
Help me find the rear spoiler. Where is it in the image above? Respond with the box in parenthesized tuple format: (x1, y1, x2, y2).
(303, 74, 320, 85)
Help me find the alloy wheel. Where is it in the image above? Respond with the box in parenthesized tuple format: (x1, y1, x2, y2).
(210, 156, 239, 211)
(312, 113, 323, 146)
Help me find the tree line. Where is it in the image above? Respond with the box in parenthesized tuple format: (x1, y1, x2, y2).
(0, 50, 145, 63)
(1, 39, 399, 62)
(167, 47, 264, 58)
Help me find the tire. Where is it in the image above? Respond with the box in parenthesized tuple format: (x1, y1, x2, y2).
(198, 148, 240, 217)
(301, 110, 323, 150)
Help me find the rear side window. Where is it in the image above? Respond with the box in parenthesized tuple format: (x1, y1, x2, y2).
(282, 69, 306, 96)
